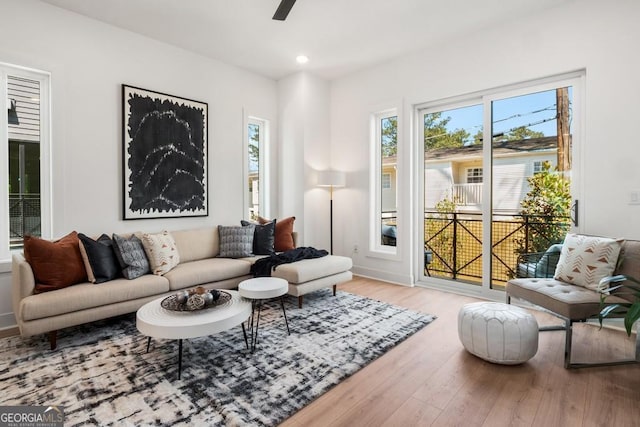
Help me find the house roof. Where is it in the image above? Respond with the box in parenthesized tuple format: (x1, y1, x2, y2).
(425, 136, 558, 161)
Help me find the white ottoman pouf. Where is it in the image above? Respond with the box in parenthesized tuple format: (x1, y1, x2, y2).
(458, 302, 539, 364)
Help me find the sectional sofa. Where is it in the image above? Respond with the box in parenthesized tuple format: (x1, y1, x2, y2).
(12, 226, 353, 349)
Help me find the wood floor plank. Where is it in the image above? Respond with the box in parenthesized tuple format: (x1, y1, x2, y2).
(282, 277, 640, 427)
(381, 397, 441, 427)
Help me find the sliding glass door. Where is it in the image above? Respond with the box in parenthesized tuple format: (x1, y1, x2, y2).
(418, 74, 581, 295)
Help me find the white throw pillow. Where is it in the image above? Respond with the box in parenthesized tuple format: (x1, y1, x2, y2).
(553, 234, 621, 291)
(141, 231, 180, 275)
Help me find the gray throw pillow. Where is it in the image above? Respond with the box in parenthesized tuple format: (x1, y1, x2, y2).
(219, 225, 255, 258)
(112, 233, 150, 279)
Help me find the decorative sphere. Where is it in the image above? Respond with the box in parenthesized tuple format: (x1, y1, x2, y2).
(175, 291, 189, 304)
(210, 290, 221, 302)
(203, 292, 214, 306)
(186, 294, 205, 310)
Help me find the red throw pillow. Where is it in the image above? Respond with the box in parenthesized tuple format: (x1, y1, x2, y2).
(258, 216, 296, 252)
(24, 231, 88, 293)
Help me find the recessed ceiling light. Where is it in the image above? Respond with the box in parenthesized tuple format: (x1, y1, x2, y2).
(296, 55, 309, 64)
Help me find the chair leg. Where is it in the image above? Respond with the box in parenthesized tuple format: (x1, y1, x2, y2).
(332, 285, 337, 296)
(48, 331, 57, 350)
(298, 295, 303, 309)
(561, 318, 639, 369)
(564, 318, 573, 369)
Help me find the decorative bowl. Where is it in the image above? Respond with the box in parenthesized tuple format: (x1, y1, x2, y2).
(161, 289, 231, 312)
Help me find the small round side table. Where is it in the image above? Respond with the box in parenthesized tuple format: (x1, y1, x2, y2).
(238, 277, 291, 352)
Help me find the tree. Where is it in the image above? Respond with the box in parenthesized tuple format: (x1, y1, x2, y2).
(494, 126, 545, 142)
(248, 125, 259, 165)
(517, 161, 571, 254)
(381, 116, 397, 157)
(424, 112, 471, 150)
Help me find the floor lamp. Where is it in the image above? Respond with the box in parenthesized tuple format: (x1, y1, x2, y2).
(317, 170, 346, 255)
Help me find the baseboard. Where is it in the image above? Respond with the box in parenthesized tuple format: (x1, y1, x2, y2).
(351, 266, 413, 286)
(0, 312, 17, 332)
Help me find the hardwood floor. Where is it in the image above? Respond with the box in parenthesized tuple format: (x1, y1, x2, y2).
(281, 277, 640, 427)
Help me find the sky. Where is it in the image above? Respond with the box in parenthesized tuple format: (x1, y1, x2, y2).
(442, 87, 573, 143)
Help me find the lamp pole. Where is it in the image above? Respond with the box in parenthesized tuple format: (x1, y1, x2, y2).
(329, 185, 334, 255)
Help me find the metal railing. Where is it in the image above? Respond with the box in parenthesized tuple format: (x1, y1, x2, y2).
(424, 211, 570, 287)
(9, 193, 41, 248)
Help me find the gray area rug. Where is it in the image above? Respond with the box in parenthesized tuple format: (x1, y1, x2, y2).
(0, 289, 435, 426)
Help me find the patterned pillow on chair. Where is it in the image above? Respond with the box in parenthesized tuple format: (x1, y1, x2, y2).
(553, 234, 621, 291)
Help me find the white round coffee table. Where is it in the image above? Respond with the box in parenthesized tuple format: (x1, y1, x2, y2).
(238, 277, 290, 352)
(137, 289, 251, 379)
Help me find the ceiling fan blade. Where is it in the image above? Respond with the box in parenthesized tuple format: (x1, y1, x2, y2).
(273, 0, 297, 21)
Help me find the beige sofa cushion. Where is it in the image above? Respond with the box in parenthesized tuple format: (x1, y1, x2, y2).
(172, 227, 219, 262)
(21, 275, 170, 321)
(163, 258, 251, 290)
(271, 255, 353, 284)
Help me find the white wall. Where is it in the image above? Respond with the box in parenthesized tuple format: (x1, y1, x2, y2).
(0, 0, 278, 328)
(330, 0, 640, 283)
(277, 72, 331, 249)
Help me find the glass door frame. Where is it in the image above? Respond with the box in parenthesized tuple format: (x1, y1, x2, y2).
(414, 72, 584, 299)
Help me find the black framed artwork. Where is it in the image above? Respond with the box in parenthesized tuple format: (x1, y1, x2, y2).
(122, 85, 208, 219)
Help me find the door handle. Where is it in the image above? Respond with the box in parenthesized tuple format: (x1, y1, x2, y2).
(571, 199, 579, 227)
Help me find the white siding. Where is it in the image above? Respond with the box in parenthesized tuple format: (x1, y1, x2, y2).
(424, 162, 453, 209)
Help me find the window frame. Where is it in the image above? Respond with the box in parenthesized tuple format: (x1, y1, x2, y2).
(369, 108, 400, 258)
(533, 160, 544, 174)
(413, 71, 584, 299)
(244, 115, 269, 220)
(0, 63, 51, 265)
(466, 167, 483, 184)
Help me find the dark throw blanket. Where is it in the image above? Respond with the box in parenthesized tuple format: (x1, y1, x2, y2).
(250, 247, 329, 277)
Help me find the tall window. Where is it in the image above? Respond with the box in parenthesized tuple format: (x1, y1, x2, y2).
(372, 109, 398, 252)
(246, 117, 268, 219)
(1, 64, 50, 259)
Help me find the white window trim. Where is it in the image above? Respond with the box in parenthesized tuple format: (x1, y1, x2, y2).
(466, 167, 483, 183)
(369, 108, 400, 259)
(533, 160, 544, 174)
(0, 63, 51, 264)
(243, 114, 269, 220)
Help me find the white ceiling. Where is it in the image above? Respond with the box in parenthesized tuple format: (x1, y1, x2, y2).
(39, 0, 572, 80)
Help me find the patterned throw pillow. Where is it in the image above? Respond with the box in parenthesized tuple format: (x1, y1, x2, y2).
(112, 234, 150, 279)
(218, 225, 255, 258)
(554, 234, 622, 291)
(140, 231, 180, 275)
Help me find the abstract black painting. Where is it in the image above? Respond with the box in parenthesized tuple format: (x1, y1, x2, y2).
(122, 85, 208, 219)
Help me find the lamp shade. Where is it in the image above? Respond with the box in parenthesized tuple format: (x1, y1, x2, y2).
(317, 170, 346, 187)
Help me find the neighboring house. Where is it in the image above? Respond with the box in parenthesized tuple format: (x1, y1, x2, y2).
(248, 171, 259, 218)
(382, 136, 560, 215)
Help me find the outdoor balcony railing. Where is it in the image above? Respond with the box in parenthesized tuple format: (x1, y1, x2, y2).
(379, 210, 570, 288)
(9, 193, 41, 248)
(424, 210, 570, 288)
(450, 183, 482, 206)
